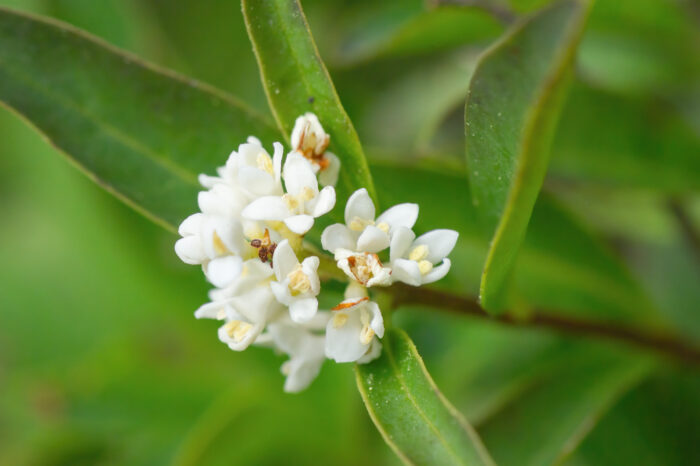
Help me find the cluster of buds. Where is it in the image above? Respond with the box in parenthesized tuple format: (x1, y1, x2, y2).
(175, 113, 457, 392)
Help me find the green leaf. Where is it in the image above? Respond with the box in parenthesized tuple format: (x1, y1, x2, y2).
(333, 5, 503, 66)
(356, 328, 495, 466)
(371, 160, 660, 324)
(241, 0, 376, 203)
(465, 0, 591, 312)
(0, 7, 280, 231)
(478, 343, 655, 466)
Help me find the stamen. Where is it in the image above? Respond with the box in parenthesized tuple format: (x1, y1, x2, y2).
(288, 265, 311, 296)
(256, 153, 274, 174)
(408, 245, 429, 262)
(212, 231, 229, 255)
(418, 260, 433, 275)
(360, 325, 375, 345)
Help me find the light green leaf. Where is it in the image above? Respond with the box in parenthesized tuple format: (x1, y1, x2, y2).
(465, 0, 591, 312)
(0, 7, 280, 232)
(241, 0, 376, 203)
(356, 328, 495, 466)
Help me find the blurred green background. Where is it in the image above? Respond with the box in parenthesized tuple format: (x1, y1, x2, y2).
(0, 0, 698, 465)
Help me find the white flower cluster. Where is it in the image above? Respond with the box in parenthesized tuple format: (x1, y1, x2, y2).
(175, 113, 457, 392)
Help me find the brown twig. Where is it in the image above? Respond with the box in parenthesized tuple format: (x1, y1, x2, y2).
(390, 284, 700, 366)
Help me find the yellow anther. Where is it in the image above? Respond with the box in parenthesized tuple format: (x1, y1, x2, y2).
(376, 222, 390, 234)
(408, 245, 429, 262)
(418, 260, 433, 275)
(282, 193, 300, 211)
(256, 153, 274, 174)
(360, 325, 375, 345)
(332, 313, 348, 328)
(287, 265, 311, 296)
(300, 186, 315, 201)
(224, 320, 253, 342)
(212, 231, 229, 255)
(349, 217, 373, 232)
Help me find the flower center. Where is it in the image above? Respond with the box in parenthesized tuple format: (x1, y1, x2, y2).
(287, 264, 311, 296)
(250, 229, 277, 266)
(348, 217, 389, 233)
(282, 187, 315, 214)
(346, 254, 384, 285)
(408, 245, 433, 275)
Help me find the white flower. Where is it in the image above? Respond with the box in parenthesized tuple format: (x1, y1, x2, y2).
(321, 188, 418, 254)
(390, 227, 458, 286)
(266, 315, 328, 393)
(291, 112, 340, 187)
(199, 137, 283, 199)
(325, 297, 384, 363)
(242, 153, 336, 235)
(334, 249, 392, 287)
(269, 240, 321, 323)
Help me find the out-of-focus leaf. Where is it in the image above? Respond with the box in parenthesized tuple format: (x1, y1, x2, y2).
(361, 48, 480, 153)
(551, 84, 700, 192)
(478, 343, 655, 466)
(333, 4, 503, 66)
(465, 0, 591, 312)
(356, 328, 495, 466)
(372, 160, 659, 323)
(577, 0, 700, 96)
(241, 0, 376, 203)
(0, 8, 280, 231)
(564, 370, 700, 466)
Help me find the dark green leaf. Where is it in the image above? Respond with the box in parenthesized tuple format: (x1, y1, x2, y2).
(241, 0, 376, 203)
(356, 328, 495, 466)
(0, 7, 280, 231)
(465, 0, 591, 312)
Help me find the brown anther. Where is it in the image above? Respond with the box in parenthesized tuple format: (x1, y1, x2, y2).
(332, 297, 369, 311)
(250, 229, 276, 267)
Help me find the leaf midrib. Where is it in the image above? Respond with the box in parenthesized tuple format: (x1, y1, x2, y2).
(383, 333, 467, 465)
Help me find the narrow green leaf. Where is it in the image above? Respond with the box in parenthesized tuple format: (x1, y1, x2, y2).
(0, 7, 280, 231)
(241, 0, 376, 203)
(478, 344, 655, 466)
(356, 328, 495, 466)
(465, 0, 591, 312)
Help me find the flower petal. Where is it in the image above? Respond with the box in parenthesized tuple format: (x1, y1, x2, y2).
(366, 301, 385, 338)
(284, 214, 315, 235)
(301, 256, 321, 294)
(325, 311, 367, 363)
(376, 203, 419, 231)
(311, 186, 336, 217)
(319, 152, 340, 187)
(270, 280, 291, 306)
(283, 354, 325, 393)
(321, 224, 355, 253)
(344, 188, 375, 225)
(389, 226, 416, 262)
(356, 225, 390, 253)
(283, 153, 318, 196)
(205, 255, 243, 288)
(238, 165, 275, 197)
(289, 297, 318, 323)
(391, 258, 422, 286)
(242, 196, 291, 220)
(357, 338, 382, 364)
(272, 239, 298, 281)
(272, 142, 283, 183)
(178, 213, 203, 236)
(174, 236, 205, 265)
(421, 258, 451, 284)
(414, 229, 459, 263)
